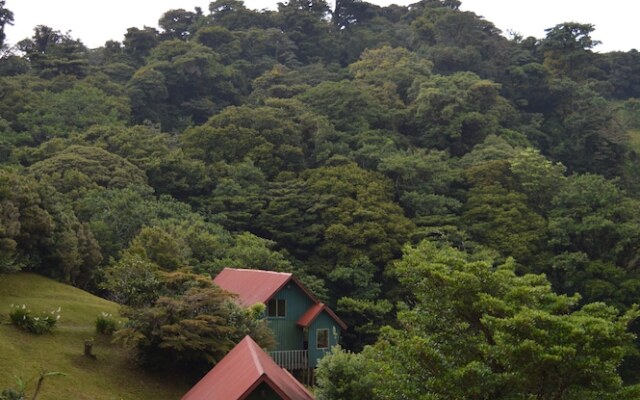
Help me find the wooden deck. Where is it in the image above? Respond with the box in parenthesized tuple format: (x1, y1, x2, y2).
(268, 349, 308, 370)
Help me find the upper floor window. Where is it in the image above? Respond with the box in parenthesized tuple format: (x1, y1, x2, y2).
(267, 298, 286, 317)
(316, 329, 329, 349)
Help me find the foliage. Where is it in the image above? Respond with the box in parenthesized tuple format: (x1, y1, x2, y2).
(101, 254, 162, 308)
(541, 23, 600, 80)
(16, 26, 89, 78)
(336, 297, 393, 351)
(316, 346, 374, 400)
(95, 312, 118, 335)
(15, 82, 129, 145)
(115, 286, 275, 376)
(2, 1, 640, 394)
(9, 304, 61, 334)
(0, 0, 13, 49)
(0, 370, 64, 400)
(361, 241, 640, 399)
(461, 184, 547, 264)
(409, 71, 517, 156)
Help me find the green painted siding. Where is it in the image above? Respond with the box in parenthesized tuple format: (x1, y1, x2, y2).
(246, 382, 282, 400)
(267, 282, 315, 351)
(308, 311, 341, 368)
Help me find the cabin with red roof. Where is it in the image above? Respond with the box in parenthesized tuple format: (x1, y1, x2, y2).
(182, 335, 315, 400)
(213, 268, 346, 371)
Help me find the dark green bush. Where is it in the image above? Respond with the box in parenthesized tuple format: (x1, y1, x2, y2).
(95, 312, 118, 335)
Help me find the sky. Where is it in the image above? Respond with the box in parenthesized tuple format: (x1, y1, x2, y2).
(2, 0, 638, 53)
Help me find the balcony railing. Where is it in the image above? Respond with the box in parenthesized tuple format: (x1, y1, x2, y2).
(268, 349, 308, 370)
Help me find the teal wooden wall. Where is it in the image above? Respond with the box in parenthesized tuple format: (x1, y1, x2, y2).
(246, 382, 282, 400)
(267, 282, 315, 351)
(308, 311, 341, 368)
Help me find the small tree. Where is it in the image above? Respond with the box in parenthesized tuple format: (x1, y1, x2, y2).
(316, 346, 373, 400)
(115, 286, 275, 376)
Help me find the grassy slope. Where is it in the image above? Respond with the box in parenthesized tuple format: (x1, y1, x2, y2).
(0, 273, 190, 400)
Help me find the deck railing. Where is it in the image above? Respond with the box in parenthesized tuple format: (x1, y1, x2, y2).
(268, 349, 308, 370)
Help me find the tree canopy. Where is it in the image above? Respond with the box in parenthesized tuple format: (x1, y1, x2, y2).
(1, 0, 640, 393)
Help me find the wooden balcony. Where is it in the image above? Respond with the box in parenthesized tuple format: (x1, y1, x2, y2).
(268, 349, 308, 370)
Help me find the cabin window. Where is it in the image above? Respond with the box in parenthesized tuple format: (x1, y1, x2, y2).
(316, 329, 329, 349)
(267, 299, 286, 317)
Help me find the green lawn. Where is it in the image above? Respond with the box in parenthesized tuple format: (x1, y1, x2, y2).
(0, 273, 191, 400)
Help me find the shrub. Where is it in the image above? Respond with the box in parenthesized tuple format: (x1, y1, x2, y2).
(115, 286, 275, 375)
(9, 305, 60, 334)
(95, 312, 118, 335)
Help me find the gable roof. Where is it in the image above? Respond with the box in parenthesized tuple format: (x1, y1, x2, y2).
(214, 268, 346, 330)
(213, 268, 294, 307)
(181, 336, 315, 400)
(297, 303, 348, 331)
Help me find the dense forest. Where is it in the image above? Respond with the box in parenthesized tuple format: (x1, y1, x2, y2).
(2, 0, 640, 398)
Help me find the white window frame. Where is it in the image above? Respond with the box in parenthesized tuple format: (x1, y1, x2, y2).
(267, 298, 286, 318)
(316, 328, 329, 349)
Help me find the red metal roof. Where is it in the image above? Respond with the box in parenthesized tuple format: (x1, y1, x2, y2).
(213, 268, 293, 307)
(297, 303, 348, 331)
(181, 336, 315, 400)
(213, 268, 346, 330)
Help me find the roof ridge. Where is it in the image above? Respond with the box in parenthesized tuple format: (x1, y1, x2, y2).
(224, 267, 292, 276)
(247, 337, 266, 377)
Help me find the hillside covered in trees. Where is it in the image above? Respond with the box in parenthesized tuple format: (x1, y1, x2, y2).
(2, 0, 640, 398)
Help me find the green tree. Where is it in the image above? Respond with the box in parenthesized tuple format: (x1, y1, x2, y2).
(277, 0, 334, 63)
(158, 9, 203, 41)
(461, 184, 547, 264)
(125, 226, 191, 271)
(541, 22, 600, 80)
(193, 160, 267, 231)
(123, 27, 158, 66)
(603, 50, 640, 99)
(348, 46, 432, 101)
(332, 0, 381, 30)
(548, 174, 640, 265)
(74, 187, 158, 261)
(345, 241, 640, 399)
(0, 0, 14, 49)
(0, 168, 52, 273)
(377, 148, 462, 232)
(194, 25, 241, 61)
(509, 147, 566, 214)
(128, 40, 237, 130)
(101, 253, 163, 307)
(126, 67, 168, 126)
(16, 82, 130, 145)
(409, 72, 517, 156)
(335, 297, 393, 351)
(208, 0, 276, 31)
(82, 124, 212, 199)
(116, 285, 275, 376)
(544, 81, 627, 176)
(28, 145, 148, 199)
(258, 162, 414, 275)
(316, 346, 374, 400)
(181, 101, 317, 177)
(0, 168, 101, 285)
(298, 79, 405, 134)
(17, 26, 88, 78)
(408, 2, 508, 77)
(545, 174, 640, 307)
